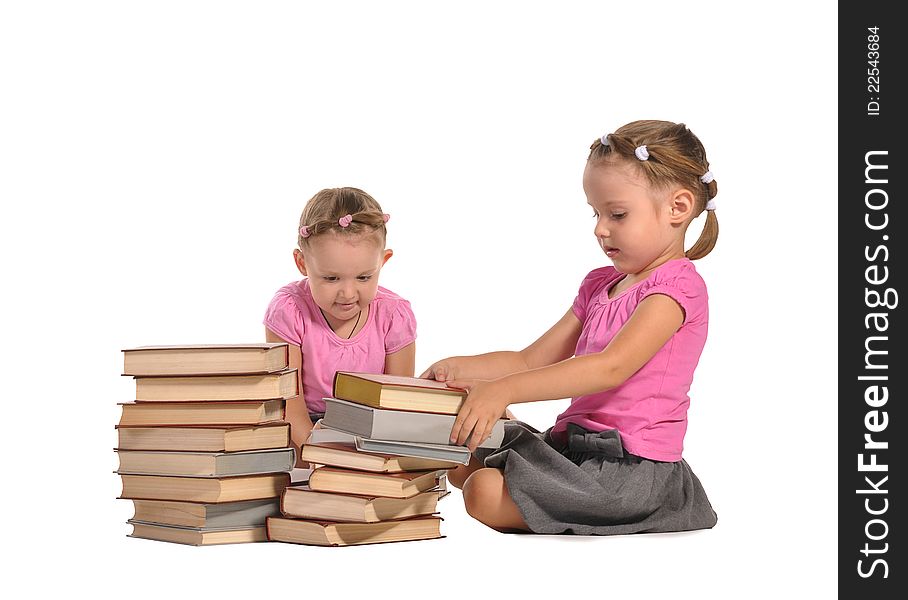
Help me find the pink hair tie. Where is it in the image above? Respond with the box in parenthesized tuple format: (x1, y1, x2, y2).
(338, 214, 353, 228)
(382, 213, 390, 223)
(299, 225, 311, 238)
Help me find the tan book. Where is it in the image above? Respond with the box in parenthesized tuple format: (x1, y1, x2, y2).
(281, 485, 438, 523)
(333, 372, 466, 414)
(123, 343, 289, 376)
(116, 423, 290, 452)
(308, 467, 443, 499)
(134, 369, 297, 402)
(130, 498, 281, 528)
(119, 473, 290, 503)
(300, 442, 458, 473)
(118, 399, 285, 426)
(116, 448, 295, 477)
(128, 521, 267, 545)
(267, 516, 442, 546)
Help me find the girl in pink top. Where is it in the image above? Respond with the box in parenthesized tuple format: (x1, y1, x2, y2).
(264, 188, 416, 464)
(423, 120, 718, 535)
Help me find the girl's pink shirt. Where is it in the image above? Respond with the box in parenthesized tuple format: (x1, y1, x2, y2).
(263, 279, 416, 414)
(551, 258, 709, 462)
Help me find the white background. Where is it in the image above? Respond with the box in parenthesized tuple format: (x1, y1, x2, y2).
(2, 1, 836, 598)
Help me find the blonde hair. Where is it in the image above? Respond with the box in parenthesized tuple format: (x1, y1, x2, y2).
(298, 187, 388, 248)
(589, 120, 719, 260)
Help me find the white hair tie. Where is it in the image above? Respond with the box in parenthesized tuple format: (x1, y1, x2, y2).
(700, 170, 714, 184)
(600, 134, 609, 146)
(705, 199, 717, 211)
(634, 145, 649, 161)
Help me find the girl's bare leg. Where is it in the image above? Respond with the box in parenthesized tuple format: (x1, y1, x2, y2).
(447, 456, 485, 489)
(462, 467, 530, 532)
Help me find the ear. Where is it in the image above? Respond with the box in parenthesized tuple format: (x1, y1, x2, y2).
(381, 248, 394, 267)
(293, 249, 308, 276)
(668, 188, 696, 225)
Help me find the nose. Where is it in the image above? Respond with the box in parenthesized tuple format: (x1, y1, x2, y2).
(594, 218, 609, 239)
(340, 280, 356, 300)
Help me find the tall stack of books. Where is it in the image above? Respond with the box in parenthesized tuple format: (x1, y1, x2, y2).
(117, 344, 297, 546)
(266, 372, 507, 547)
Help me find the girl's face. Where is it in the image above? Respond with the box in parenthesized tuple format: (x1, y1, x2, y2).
(583, 160, 691, 275)
(295, 232, 392, 324)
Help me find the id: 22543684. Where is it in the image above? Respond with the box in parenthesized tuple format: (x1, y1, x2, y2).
(867, 27, 881, 116)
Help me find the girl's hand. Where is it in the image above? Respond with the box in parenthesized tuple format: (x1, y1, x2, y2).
(420, 357, 464, 382)
(446, 379, 512, 452)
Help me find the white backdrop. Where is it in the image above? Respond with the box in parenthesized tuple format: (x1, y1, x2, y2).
(2, 2, 836, 598)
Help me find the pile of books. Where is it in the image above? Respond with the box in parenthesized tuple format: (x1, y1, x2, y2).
(116, 344, 298, 546)
(266, 372, 507, 547)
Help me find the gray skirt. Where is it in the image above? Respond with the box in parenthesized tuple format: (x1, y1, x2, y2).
(473, 421, 718, 535)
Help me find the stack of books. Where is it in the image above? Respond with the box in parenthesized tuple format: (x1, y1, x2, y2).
(116, 344, 298, 546)
(266, 372, 507, 547)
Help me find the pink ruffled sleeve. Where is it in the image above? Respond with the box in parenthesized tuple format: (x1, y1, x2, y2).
(572, 267, 616, 322)
(637, 261, 708, 325)
(263, 291, 305, 345)
(384, 299, 417, 354)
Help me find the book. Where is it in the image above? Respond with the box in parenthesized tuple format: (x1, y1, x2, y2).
(290, 467, 313, 485)
(281, 485, 439, 523)
(118, 399, 285, 426)
(128, 521, 267, 545)
(123, 343, 289, 376)
(119, 473, 290, 503)
(333, 371, 466, 414)
(308, 421, 471, 465)
(355, 437, 471, 466)
(116, 448, 296, 477)
(300, 442, 459, 473)
(116, 423, 290, 452)
(133, 369, 297, 402)
(130, 498, 281, 528)
(322, 397, 506, 448)
(266, 516, 442, 546)
(435, 472, 450, 500)
(307, 422, 357, 445)
(307, 467, 444, 499)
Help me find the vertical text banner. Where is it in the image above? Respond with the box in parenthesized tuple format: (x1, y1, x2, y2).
(839, 2, 903, 595)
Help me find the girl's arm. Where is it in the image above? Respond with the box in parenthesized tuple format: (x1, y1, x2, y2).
(449, 294, 685, 450)
(420, 309, 583, 381)
(384, 342, 416, 377)
(265, 327, 313, 466)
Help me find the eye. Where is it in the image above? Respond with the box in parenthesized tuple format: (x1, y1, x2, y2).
(591, 210, 599, 219)
(356, 275, 373, 282)
(611, 212, 627, 220)
(322, 276, 339, 282)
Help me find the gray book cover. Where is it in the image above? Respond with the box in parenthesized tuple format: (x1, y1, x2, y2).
(322, 398, 506, 448)
(354, 437, 471, 465)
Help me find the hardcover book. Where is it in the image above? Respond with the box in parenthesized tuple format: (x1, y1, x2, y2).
(307, 467, 444, 499)
(123, 343, 289, 376)
(308, 421, 471, 465)
(281, 485, 439, 523)
(266, 515, 443, 546)
(116, 423, 290, 452)
(322, 398, 506, 448)
(116, 448, 296, 478)
(128, 521, 268, 545)
(300, 442, 458, 473)
(133, 369, 297, 402)
(333, 371, 466, 414)
(119, 473, 290, 503)
(129, 498, 281, 528)
(118, 399, 285, 426)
